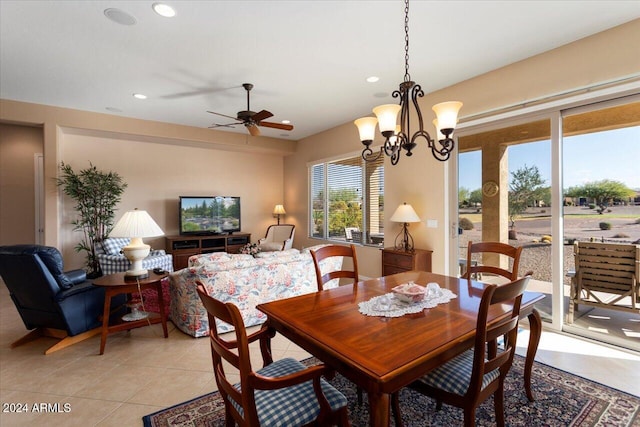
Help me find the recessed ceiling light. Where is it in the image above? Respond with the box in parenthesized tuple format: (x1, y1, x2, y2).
(281, 120, 291, 124)
(366, 76, 380, 83)
(104, 8, 137, 25)
(133, 93, 147, 100)
(152, 3, 176, 18)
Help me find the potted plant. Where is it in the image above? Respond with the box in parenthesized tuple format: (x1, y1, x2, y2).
(57, 162, 127, 277)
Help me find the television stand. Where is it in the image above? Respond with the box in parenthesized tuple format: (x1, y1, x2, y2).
(165, 233, 251, 270)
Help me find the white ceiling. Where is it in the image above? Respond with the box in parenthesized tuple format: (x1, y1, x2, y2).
(2, 1, 639, 140)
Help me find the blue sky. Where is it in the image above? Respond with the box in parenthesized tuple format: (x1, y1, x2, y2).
(459, 126, 640, 191)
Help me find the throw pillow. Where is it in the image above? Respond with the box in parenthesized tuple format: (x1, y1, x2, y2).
(102, 238, 130, 255)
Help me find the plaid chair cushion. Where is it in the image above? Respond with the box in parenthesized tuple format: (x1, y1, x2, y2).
(101, 238, 130, 255)
(231, 357, 347, 427)
(417, 349, 500, 396)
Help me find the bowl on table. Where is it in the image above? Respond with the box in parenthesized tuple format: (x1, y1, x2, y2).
(392, 282, 426, 303)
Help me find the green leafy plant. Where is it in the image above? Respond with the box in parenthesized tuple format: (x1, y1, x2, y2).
(57, 162, 127, 277)
(599, 222, 612, 230)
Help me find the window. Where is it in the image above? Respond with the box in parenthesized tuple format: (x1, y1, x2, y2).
(309, 154, 384, 245)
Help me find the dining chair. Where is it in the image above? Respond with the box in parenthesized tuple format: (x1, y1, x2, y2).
(392, 275, 530, 427)
(310, 244, 359, 292)
(195, 283, 350, 427)
(462, 241, 528, 281)
(309, 244, 365, 405)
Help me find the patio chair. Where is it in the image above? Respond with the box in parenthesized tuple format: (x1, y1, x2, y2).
(195, 283, 350, 426)
(567, 241, 639, 323)
(344, 227, 359, 241)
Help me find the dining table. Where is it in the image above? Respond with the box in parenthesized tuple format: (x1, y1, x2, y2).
(257, 270, 544, 427)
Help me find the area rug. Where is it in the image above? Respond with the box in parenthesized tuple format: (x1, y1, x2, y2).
(143, 355, 640, 426)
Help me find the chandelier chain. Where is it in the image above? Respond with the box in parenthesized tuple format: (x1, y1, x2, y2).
(404, 0, 410, 82)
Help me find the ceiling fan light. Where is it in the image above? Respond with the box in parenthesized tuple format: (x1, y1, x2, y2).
(372, 104, 401, 134)
(354, 117, 378, 143)
(432, 101, 463, 131)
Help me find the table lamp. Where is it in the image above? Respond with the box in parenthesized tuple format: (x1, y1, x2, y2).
(273, 204, 286, 225)
(389, 202, 420, 252)
(110, 208, 165, 279)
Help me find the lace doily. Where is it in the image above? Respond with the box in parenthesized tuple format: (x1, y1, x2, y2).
(358, 287, 457, 318)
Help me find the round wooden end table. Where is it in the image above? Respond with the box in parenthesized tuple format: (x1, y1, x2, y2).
(93, 271, 169, 355)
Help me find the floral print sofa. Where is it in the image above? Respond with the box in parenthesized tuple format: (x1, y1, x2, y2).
(168, 246, 342, 337)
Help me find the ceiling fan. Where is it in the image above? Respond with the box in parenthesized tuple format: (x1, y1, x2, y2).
(207, 83, 294, 136)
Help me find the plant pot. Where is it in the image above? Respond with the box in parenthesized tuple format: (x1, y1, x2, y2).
(508, 229, 518, 240)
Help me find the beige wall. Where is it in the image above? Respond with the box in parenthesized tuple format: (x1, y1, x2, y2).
(285, 19, 640, 276)
(0, 102, 294, 269)
(0, 123, 43, 245)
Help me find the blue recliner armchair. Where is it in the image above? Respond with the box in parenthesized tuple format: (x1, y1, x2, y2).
(0, 245, 123, 354)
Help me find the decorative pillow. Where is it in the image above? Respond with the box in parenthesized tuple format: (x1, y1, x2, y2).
(258, 242, 284, 252)
(102, 238, 130, 255)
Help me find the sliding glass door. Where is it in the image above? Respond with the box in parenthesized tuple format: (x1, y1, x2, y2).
(451, 93, 640, 351)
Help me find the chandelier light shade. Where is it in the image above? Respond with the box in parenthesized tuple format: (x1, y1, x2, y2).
(110, 208, 165, 279)
(354, 0, 462, 164)
(390, 202, 421, 252)
(273, 204, 286, 224)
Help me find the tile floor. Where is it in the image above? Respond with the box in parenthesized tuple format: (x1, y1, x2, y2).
(1, 284, 639, 427)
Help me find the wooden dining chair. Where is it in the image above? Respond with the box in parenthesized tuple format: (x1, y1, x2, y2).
(196, 283, 350, 427)
(392, 275, 530, 427)
(462, 241, 528, 281)
(310, 244, 359, 292)
(310, 244, 367, 405)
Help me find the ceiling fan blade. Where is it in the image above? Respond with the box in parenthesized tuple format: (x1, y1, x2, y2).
(208, 123, 238, 129)
(251, 110, 273, 122)
(246, 123, 261, 137)
(258, 121, 294, 131)
(207, 110, 239, 121)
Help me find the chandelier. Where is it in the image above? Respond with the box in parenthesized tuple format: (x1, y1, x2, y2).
(354, 0, 462, 164)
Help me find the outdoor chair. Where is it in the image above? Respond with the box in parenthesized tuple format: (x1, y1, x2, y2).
(344, 227, 359, 242)
(257, 224, 295, 252)
(0, 244, 125, 354)
(195, 283, 350, 427)
(462, 241, 530, 282)
(391, 276, 530, 427)
(567, 241, 639, 323)
(350, 230, 365, 244)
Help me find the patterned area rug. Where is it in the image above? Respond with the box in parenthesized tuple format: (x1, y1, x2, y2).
(143, 355, 640, 426)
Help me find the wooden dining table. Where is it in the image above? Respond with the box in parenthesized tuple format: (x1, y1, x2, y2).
(257, 270, 544, 427)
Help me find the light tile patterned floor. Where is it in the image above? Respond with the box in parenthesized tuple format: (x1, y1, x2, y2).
(1, 284, 638, 426)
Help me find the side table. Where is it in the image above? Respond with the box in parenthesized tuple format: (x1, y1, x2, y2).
(93, 271, 169, 355)
(382, 247, 432, 276)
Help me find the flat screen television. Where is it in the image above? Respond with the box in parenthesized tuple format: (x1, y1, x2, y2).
(179, 196, 241, 235)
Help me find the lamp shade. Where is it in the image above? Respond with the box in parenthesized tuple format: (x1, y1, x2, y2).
(432, 119, 447, 141)
(390, 203, 420, 223)
(372, 104, 402, 134)
(273, 204, 286, 215)
(354, 117, 378, 142)
(432, 101, 463, 130)
(110, 209, 164, 238)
